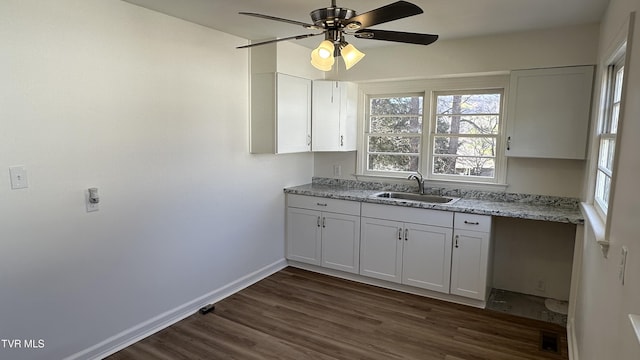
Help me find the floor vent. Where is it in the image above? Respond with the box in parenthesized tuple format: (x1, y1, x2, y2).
(540, 331, 560, 353)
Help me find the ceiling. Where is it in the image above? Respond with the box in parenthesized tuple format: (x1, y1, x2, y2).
(122, 0, 609, 49)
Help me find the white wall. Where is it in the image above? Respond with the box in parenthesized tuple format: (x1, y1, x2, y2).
(0, 1, 313, 359)
(573, 0, 640, 358)
(315, 23, 599, 198)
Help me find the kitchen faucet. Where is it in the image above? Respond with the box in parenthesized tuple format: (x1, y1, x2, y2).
(407, 171, 424, 195)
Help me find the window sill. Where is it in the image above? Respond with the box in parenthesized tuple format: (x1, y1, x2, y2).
(580, 202, 610, 257)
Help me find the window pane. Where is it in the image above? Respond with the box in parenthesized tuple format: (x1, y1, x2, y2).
(369, 136, 420, 153)
(370, 96, 423, 116)
(436, 115, 499, 135)
(369, 154, 419, 172)
(598, 138, 615, 172)
(433, 136, 497, 157)
(432, 156, 495, 177)
(611, 103, 620, 134)
(614, 66, 624, 102)
(595, 170, 611, 210)
(370, 116, 422, 133)
(436, 93, 501, 114)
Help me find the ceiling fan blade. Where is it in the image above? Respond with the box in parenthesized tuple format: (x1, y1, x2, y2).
(236, 33, 324, 49)
(354, 29, 438, 45)
(239, 12, 321, 30)
(344, 1, 423, 29)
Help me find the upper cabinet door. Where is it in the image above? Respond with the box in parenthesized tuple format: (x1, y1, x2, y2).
(505, 66, 594, 159)
(276, 73, 312, 154)
(312, 80, 357, 152)
(250, 73, 311, 154)
(312, 80, 341, 151)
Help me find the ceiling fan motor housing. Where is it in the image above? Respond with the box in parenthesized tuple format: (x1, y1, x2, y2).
(310, 7, 356, 29)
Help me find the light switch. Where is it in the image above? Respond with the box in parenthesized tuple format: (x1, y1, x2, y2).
(9, 166, 28, 189)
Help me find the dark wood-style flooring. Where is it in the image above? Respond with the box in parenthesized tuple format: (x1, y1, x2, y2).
(108, 267, 568, 359)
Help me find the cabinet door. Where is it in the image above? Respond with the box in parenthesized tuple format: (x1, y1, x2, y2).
(506, 66, 594, 159)
(312, 80, 341, 151)
(402, 223, 453, 293)
(450, 229, 490, 300)
(286, 207, 321, 265)
(339, 81, 358, 151)
(276, 73, 311, 154)
(321, 212, 361, 274)
(359, 217, 403, 283)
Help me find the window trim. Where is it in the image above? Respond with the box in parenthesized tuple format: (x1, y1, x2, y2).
(583, 12, 633, 252)
(357, 75, 509, 187)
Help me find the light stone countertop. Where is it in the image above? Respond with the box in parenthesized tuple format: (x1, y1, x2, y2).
(284, 181, 584, 225)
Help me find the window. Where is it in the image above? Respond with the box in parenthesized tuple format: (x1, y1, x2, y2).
(359, 76, 508, 184)
(365, 94, 424, 174)
(595, 59, 624, 217)
(429, 91, 503, 182)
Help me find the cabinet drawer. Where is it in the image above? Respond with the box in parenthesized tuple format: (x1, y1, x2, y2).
(454, 213, 492, 232)
(287, 194, 360, 216)
(361, 203, 453, 228)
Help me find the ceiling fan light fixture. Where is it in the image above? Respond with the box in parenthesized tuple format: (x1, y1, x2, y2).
(340, 43, 365, 70)
(316, 40, 335, 59)
(311, 48, 335, 71)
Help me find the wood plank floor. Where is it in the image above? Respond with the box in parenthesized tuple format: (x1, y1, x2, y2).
(108, 267, 568, 360)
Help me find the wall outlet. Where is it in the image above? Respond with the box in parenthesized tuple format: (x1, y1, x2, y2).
(536, 279, 546, 292)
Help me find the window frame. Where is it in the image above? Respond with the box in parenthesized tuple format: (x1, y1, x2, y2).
(594, 53, 626, 221)
(357, 76, 509, 187)
(363, 92, 425, 177)
(427, 89, 505, 184)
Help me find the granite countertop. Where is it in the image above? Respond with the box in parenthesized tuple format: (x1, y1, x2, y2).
(284, 179, 584, 225)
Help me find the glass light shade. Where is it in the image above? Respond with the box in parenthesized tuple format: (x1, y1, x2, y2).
(310, 48, 334, 71)
(317, 40, 334, 59)
(341, 43, 365, 70)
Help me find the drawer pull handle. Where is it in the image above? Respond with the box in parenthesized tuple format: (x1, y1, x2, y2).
(317, 203, 328, 207)
(464, 220, 480, 225)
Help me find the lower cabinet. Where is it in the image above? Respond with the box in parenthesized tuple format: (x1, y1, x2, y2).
(450, 213, 493, 300)
(360, 217, 453, 293)
(286, 196, 493, 303)
(286, 195, 361, 273)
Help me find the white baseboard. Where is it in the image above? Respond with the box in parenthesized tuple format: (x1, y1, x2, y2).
(64, 259, 287, 360)
(567, 318, 579, 360)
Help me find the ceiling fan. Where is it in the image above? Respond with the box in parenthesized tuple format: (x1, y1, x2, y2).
(237, 0, 438, 71)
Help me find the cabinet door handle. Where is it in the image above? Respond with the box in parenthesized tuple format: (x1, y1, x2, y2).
(317, 216, 321, 227)
(316, 203, 328, 207)
(464, 220, 480, 225)
(455, 235, 459, 248)
(322, 217, 326, 228)
(340, 135, 344, 147)
(398, 228, 403, 241)
(307, 134, 311, 146)
(404, 228, 408, 241)
(507, 136, 511, 151)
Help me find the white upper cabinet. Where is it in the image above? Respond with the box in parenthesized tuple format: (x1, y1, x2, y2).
(312, 80, 357, 151)
(250, 73, 312, 154)
(505, 66, 594, 159)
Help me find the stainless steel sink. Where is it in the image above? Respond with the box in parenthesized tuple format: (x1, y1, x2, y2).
(371, 191, 460, 204)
